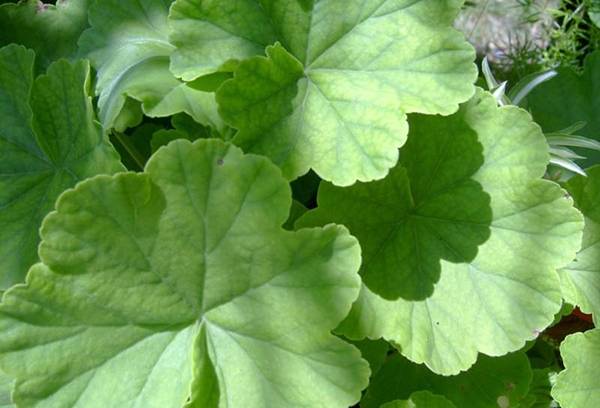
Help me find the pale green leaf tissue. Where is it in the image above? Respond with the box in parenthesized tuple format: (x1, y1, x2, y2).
(0, 139, 368, 408)
(298, 89, 584, 374)
(171, 0, 477, 185)
(78, 0, 222, 131)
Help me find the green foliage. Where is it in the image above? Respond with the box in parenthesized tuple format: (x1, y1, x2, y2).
(78, 0, 222, 131)
(172, 0, 477, 185)
(552, 329, 600, 407)
(298, 90, 583, 374)
(0, 139, 368, 407)
(0, 0, 90, 72)
(0, 1, 598, 407)
(379, 391, 457, 408)
(527, 51, 600, 167)
(0, 44, 123, 290)
(559, 166, 600, 318)
(362, 352, 531, 408)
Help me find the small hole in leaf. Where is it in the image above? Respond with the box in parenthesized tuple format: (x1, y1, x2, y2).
(217, 159, 224, 166)
(435, 321, 439, 325)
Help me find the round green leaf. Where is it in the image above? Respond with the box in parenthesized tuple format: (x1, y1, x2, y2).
(559, 166, 600, 319)
(78, 0, 222, 131)
(171, 0, 477, 185)
(0, 139, 368, 407)
(0, 44, 123, 289)
(363, 353, 531, 408)
(298, 89, 584, 374)
(552, 329, 600, 407)
(526, 51, 600, 168)
(380, 391, 456, 408)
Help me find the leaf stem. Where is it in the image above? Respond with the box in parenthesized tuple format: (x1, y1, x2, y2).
(113, 131, 145, 171)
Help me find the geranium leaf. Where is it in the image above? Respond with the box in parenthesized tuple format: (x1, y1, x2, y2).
(522, 368, 556, 408)
(363, 353, 531, 408)
(0, 139, 368, 407)
(171, 0, 477, 185)
(526, 51, 600, 167)
(0, 369, 13, 408)
(347, 338, 389, 378)
(559, 165, 600, 319)
(151, 114, 212, 153)
(552, 329, 600, 407)
(380, 391, 457, 408)
(298, 89, 584, 374)
(0, 44, 123, 289)
(78, 0, 222, 131)
(0, 0, 90, 72)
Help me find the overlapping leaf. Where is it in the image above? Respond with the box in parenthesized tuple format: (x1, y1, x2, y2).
(0, 44, 123, 289)
(0, 139, 368, 407)
(78, 0, 221, 131)
(526, 51, 600, 167)
(380, 391, 456, 408)
(552, 329, 600, 407)
(362, 352, 531, 408)
(298, 89, 584, 374)
(0, 0, 90, 71)
(559, 166, 600, 319)
(170, 0, 477, 185)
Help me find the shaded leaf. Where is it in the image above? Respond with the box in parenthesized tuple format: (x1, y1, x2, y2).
(363, 353, 531, 408)
(0, 0, 90, 71)
(0, 45, 123, 289)
(298, 89, 583, 374)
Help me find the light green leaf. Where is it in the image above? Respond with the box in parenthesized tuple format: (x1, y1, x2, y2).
(0, 44, 123, 290)
(380, 391, 457, 408)
(0, 0, 90, 71)
(559, 165, 600, 319)
(363, 352, 531, 408)
(0, 139, 368, 407)
(526, 51, 600, 167)
(552, 329, 600, 407)
(78, 0, 221, 131)
(298, 89, 584, 374)
(172, 0, 477, 185)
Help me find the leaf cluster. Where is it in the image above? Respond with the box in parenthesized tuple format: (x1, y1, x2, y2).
(0, 1, 598, 407)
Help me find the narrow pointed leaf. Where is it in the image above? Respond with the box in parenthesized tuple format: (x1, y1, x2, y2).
(527, 51, 600, 167)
